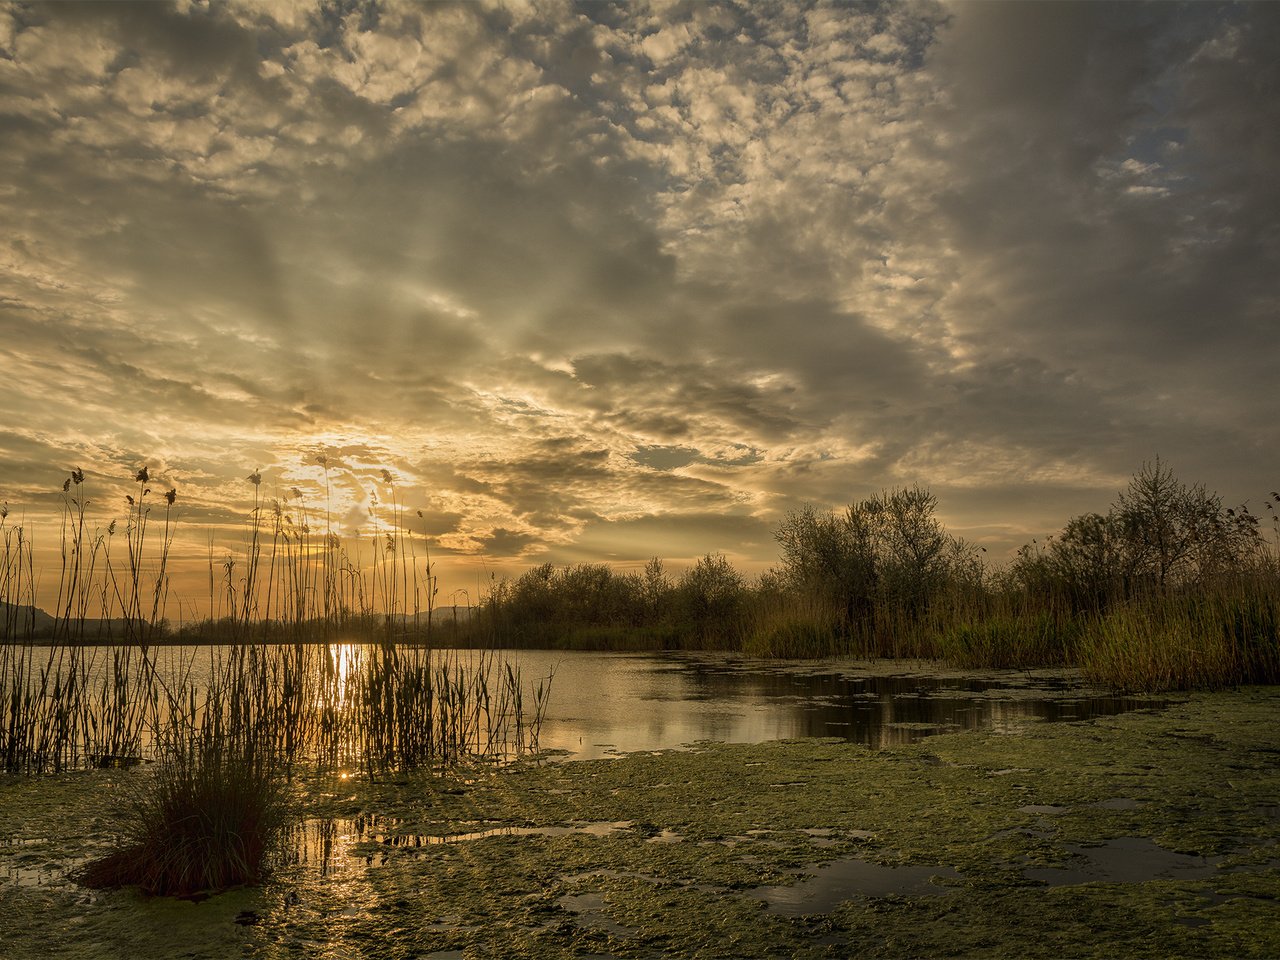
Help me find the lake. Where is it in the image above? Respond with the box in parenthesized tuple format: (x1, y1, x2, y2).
(486, 650, 1166, 759)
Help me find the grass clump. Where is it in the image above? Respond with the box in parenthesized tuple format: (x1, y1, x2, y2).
(81, 731, 287, 896)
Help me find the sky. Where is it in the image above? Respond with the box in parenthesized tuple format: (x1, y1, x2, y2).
(2, 0, 1278, 609)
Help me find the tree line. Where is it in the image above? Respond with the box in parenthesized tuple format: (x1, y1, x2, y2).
(478, 459, 1279, 688)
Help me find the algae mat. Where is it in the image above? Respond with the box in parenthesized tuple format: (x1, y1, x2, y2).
(1, 688, 1277, 958)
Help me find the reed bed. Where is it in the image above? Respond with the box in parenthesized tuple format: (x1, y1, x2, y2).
(57, 641, 552, 895)
(1, 464, 553, 777)
(0, 640, 552, 776)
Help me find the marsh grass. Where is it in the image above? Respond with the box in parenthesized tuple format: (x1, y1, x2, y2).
(0, 640, 552, 776)
(80, 729, 287, 896)
(1079, 582, 1280, 691)
(742, 593, 844, 658)
(938, 611, 1081, 669)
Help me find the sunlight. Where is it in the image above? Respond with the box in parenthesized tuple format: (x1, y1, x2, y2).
(323, 642, 360, 708)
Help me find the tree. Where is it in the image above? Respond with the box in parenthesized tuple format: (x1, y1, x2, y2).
(774, 486, 978, 628)
(866, 486, 953, 616)
(674, 554, 745, 644)
(1023, 459, 1263, 607)
(1052, 512, 1127, 608)
(641, 557, 673, 621)
(774, 504, 877, 626)
(1113, 458, 1259, 591)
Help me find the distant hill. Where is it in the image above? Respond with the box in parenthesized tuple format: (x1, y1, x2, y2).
(0, 601, 148, 642)
(0, 600, 477, 643)
(0, 601, 56, 636)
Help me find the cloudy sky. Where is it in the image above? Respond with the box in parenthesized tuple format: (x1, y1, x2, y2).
(2, 0, 1277, 606)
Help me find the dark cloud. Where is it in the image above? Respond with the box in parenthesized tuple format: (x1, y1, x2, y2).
(629, 445, 699, 472)
(476, 526, 541, 561)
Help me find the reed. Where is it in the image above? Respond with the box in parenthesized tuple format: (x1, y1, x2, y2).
(1078, 580, 1280, 691)
(742, 590, 844, 658)
(0, 638, 553, 776)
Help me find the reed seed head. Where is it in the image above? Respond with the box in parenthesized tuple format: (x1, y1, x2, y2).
(135, 466, 149, 483)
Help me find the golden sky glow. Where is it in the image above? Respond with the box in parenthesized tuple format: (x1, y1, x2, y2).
(1, 1, 1277, 608)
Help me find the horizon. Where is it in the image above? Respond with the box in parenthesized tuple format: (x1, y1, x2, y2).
(3, 1, 1277, 607)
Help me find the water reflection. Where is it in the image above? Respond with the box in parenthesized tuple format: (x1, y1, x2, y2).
(324, 643, 358, 707)
(282, 816, 635, 876)
(518, 652, 1167, 759)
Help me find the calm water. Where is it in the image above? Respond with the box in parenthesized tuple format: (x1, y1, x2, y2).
(19, 645, 1164, 763)
(496, 650, 1166, 759)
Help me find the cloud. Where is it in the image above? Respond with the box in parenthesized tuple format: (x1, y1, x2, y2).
(0, 0, 1276, 605)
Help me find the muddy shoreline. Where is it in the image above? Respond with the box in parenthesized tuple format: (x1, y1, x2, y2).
(2, 686, 1277, 958)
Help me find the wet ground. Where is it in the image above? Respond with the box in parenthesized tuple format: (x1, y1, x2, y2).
(0, 665, 1276, 958)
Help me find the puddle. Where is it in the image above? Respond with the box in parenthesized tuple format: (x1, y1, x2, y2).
(283, 816, 635, 875)
(749, 858, 961, 915)
(557, 891, 640, 937)
(0, 837, 89, 888)
(646, 829, 683, 844)
(1025, 837, 1222, 886)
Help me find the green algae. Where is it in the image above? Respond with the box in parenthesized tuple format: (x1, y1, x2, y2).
(1, 687, 1277, 958)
